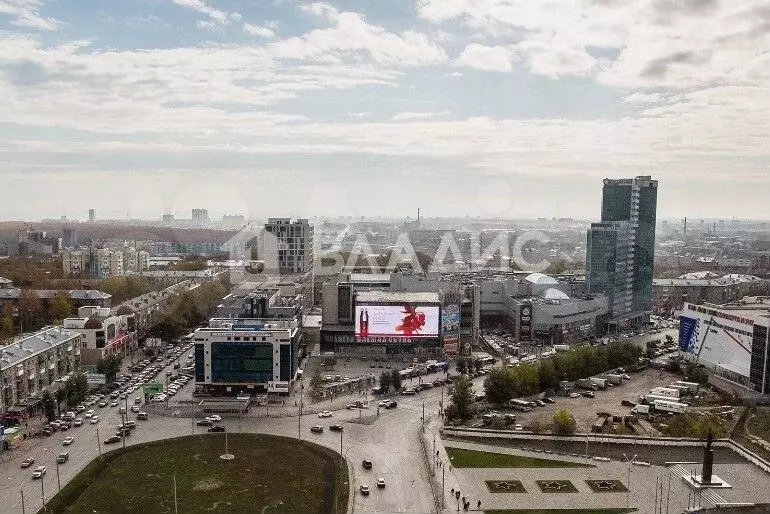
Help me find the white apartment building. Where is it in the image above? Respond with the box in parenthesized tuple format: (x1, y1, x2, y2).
(63, 246, 146, 277)
(262, 218, 314, 274)
(0, 327, 82, 418)
(62, 306, 137, 365)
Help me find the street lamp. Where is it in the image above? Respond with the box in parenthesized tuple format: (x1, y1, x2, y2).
(623, 453, 637, 510)
(42, 448, 60, 493)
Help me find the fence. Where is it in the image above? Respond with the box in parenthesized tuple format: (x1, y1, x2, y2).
(441, 426, 770, 474)
(418, 426, 441, 514)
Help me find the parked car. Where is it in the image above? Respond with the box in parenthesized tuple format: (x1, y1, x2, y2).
(581, 391, 595, 398)
(57, 452, 69, 464)
(514, 424, 523, 431)
(362, 460, 373, 469)
(90, 415, 100, 424)
(360, 485, 370, 496)
(196, 419, 213, 426)
(207, 415, 222, 422)
(310, 426, 323, 434)
(131, 405, 140, 413)
(137, 412, 149, 421)
(104, 435, 121, 444)
(377, 477, 386, 488)
(62, 437, 74, 446)
(568, 392, 581, 398)
(20, 458, 35, 468)
(73, 418, 83, 427)
(208, 426, 225, 433)
(31, 466, 46, 479)
(329, 425, 343, 432)
(318, 411, 333, 418)
(543, 397, 555, 404)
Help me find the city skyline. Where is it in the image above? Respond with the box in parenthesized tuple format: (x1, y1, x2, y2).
(1, 1, 769, 220)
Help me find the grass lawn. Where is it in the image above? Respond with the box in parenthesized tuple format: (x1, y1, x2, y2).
(46, 434, 348, 513)
(446, 447, 593, 469)
(484, 509, 636, 514)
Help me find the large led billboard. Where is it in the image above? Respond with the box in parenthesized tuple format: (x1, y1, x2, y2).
(355, 304, 439, 339)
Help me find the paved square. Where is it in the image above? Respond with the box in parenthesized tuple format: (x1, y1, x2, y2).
(586, 480, 628, 493)
(536, 480, 579, 493)
(485, 480, 527, 493)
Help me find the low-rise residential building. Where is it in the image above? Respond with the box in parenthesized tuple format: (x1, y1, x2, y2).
(192, 317, 302, 396)
(1, 327, 82, 421)
(0, 279, 112, 313)
(653, 272, 769, 313)
(62, 306, 137, 365)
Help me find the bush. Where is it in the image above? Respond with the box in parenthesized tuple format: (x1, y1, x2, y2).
(553, 409, 577, 436)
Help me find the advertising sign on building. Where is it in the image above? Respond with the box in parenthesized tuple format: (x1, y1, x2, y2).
(443, 335, 460, 355)
(85, 373, 106, 386)
(441, 304, 460, 336)
(268, 381, 290, 393)
(519, 303, 532, 343)
(355, 304, 439, 340)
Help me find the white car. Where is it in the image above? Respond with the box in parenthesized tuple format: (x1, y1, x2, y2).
(90, 415, 100, 424)
(84, 409, 95, 419)
(110, 400, 119, 407)
(318, 411, 333, 418)
(514, 424, 523, 431)
(207, 415, 222, 422)
(376, 477, 386, 488)
(62, 436, 74, 446)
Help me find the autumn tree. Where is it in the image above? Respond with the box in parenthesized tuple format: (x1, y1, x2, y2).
(51, 292, 73, 323)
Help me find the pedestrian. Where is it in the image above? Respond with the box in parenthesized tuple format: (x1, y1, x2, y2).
(478, 500, 481, 510)
(451, 488, 454, 495)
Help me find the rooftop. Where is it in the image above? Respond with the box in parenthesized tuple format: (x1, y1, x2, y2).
(0, 327, 80, 371)
(349, 273, 391, 284)
(355, 291, 440, 304)
(0, 288, 111, 300)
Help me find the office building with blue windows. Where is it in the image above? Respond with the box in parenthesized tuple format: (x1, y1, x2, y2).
(193, 318, 301, 396)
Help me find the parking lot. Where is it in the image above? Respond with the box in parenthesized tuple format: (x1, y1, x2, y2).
(479, 368, 683, 433)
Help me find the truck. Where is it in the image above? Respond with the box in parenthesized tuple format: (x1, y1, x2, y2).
(590, 377, 608, 390)
(667, 384, 690, 395)
(631, 404, 650, 415)
(645, 394, 687, 405)
(553, 344, 570, 352)
(577, 378, 598, 391)
(605, 374, 623, 385)
(653, 399, 688, 414)
(650, 387, 680, 399)
(673, 381, 700, 394)
(592, 414, 609, 432)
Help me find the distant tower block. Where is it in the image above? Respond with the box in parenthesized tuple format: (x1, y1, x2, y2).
(88, 209, 95, 222)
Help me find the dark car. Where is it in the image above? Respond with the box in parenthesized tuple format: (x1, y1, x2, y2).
(385, 401, 398, 409)
(581, 391, 595, 398)
(543, 397, 555, 404)
(104, 435, 121, 444)
(329, 424, 343, 432)
(362, 460, 372, 470)
(208, 426, 225, 433)
(196, 419, 213, 426)
(310, 426, 323, 434)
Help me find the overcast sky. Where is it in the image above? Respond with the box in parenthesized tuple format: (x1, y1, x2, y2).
(1, 0, 769, 221)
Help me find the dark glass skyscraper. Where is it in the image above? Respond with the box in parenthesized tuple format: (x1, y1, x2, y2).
(587, 176, 658, 329)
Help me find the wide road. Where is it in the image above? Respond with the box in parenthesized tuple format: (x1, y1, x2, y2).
(0, 368, 459, 514)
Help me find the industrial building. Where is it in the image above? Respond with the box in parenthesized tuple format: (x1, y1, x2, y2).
(679, 297, 770, 400)
(192, 318, 302, 396)
(1, 327, 82, 421)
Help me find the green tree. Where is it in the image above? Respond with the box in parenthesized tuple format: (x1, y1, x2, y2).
(450, 376, 475, 420)
(456, 357, 467, 374)
(0, 304, 13, 341)
(484, 368, 516, 405)
(309, 370, 325, 400)
(687, 364, 709, 385)
(96, 354, 123, 383)
(474, 358, 483, 373)
(553, 409, 577, 436)
(379, 370, 392, 393)
(18, 289, 42, 331)
(41, 390, 56, 422)
(538, 358, 559, 391)
(51, 292, 73, 323)
(54, 388, 66, 416)
(390, 369, 402, 392)
(646, 340, 657, 359)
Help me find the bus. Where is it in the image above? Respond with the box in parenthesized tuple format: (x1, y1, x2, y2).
(507, 399, 532, 412)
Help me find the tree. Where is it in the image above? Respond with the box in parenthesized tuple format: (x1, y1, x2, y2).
(96, 354, 123, 383)
(456, 357, 467, 374)
(309, 370, 325, 400)
(41, 390, 56, 422)
(686, 364, 709, 385)
(379, 370, 392, 393)
(0, 304, 13, 341)
(18, 289, 42, 331)
(390, 369, 402, 392)
(553, 409, 577, 436)
(538, 358, 559, 391)
(474, 358, 483, 374)
(646, 341, 657, 359)
(54, 388, 66, 416)
(484, 368, 516, 405)
(450, 376, 475, 420)
(51, 292, 73, 323)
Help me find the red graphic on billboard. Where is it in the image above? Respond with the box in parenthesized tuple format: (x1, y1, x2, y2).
(396, 304, 426, 336)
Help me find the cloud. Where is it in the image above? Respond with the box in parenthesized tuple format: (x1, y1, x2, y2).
(455, 43, 513, 72)
(391, 111, 449, 121)
(623, 92, 663, 104)
(299, 2, 340, 23)
(243, 23, 275, 38)
(0, 0, 57, 30)
(170, 0, 241, 26)
(269, 11, 447, 66)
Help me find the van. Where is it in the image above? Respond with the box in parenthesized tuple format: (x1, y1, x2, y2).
(57, 452, 69, 464)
